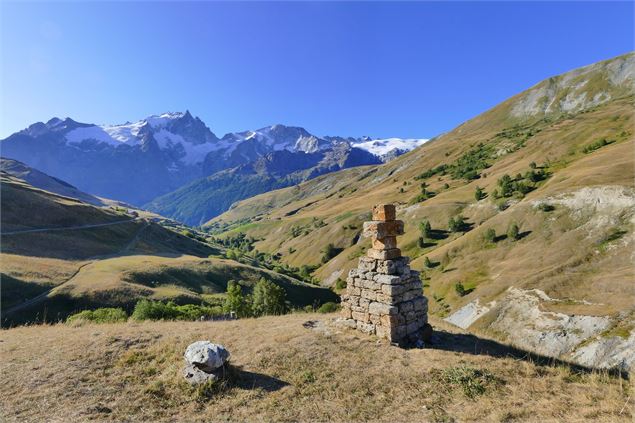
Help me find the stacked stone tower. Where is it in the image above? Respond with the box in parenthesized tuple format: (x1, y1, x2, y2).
(340, 204, 428, 343)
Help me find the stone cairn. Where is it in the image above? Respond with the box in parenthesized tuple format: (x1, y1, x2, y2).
(340, 204, 429, 344)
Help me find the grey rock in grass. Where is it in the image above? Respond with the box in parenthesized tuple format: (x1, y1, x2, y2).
(184, 341, 230, 373)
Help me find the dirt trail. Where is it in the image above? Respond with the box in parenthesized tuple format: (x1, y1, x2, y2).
(2, 220, 149, 316)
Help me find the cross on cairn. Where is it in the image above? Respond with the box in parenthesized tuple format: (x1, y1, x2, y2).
(362, 204, 404, 260)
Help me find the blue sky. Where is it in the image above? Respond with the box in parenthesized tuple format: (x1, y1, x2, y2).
(1, 1, 633, 139)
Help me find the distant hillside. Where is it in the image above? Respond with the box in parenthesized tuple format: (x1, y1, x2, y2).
(145, 143, 382, 225)
(1, 157, 106, 206)
(1, 173, 336, 325)
(209, 52, 635, 371)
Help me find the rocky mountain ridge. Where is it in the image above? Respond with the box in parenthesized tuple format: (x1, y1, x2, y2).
(1, 112, 426, 207)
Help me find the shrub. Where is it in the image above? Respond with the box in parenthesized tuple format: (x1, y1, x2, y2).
(483, 228, 496, 243)
(67, 308, 128, 325)
(132, 300, 222, 321)
(417, 237, 425, 248)
(474, 186, 486, 201)
(507, 223, 520, 241)
(538, 203, 555, 212)
(582, 137, 614, 154)
(454, 283, 466, 297)
(317, 302, 339, 313)
(441, 366, 498, 398)
(335, 278, 347, 291)
(252, 278, 288, 316)
(424, 256, 432, 268)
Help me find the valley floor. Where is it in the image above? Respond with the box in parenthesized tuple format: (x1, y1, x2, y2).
(0, 313, 631, 422)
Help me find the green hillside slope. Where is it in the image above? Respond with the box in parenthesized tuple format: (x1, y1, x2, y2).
(1, 174, 336, 326)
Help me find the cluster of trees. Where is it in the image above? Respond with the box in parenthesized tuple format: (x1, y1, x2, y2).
(415, 164, 448, 180)
(582, 137, 614, 154)
(491, 166, 548, 200)
(448, 143, 492, 181)
(223, 278, 288, 318)
(482, 222, 521, 244)
(414, 143, 493, 183)
(132, 300, 222, 321)
(448, 215, 469, 233)
(66, 308, 128, 325)
(290, 218, 327, 238)
(215, 232, 256, 252)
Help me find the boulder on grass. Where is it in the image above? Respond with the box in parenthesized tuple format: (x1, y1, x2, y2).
(184, 341, 230, 372)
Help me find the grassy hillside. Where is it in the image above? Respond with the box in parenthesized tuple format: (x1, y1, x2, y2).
(1, 174, 336, 326)
(208, 53, 635, 367)
(0, 313, 630, 422)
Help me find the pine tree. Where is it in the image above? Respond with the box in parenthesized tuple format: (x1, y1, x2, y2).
(419, 219, 432, 238)
(507, 222, 520, 241)
(424, 256, 432, 268)
(474, 186, 485, 201)
(223, 280, 252, 317)
(484, 228, 496, 243)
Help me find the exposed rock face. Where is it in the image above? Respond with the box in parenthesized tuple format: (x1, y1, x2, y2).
(340, 204, 429, 343)
(183, 341, 230, 385)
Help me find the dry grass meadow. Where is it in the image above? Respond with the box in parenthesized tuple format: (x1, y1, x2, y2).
(1, 313, 631, 422)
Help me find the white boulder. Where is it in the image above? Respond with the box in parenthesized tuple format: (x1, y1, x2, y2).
(184, 341, 230, 372)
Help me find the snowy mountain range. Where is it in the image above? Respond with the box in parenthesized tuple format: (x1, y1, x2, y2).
(0, 111, 427, 213)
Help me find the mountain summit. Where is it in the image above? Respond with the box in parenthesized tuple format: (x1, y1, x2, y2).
(1, 113, 426, 205)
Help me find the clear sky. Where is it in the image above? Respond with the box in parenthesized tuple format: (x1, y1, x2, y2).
(1, 1, 633, 139)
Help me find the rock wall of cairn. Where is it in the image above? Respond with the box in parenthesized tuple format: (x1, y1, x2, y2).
(340, 204, 428, 343)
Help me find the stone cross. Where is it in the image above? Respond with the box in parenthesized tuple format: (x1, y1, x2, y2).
(362, 204, 404, 260)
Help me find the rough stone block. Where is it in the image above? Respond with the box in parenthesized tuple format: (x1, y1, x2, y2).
(380, 313, 405, 327)
(362, 279, 380, 291)
(362, 220, 405, 239)
(367, 248, 401, 260)
(372, 204, 396, 221)
(361, 289, 377, 301)
(351, 311, 370, 323)
(375, 324, 398, 341)
(374, 274, 402, 285)
(399, 301, 414, 313)
(349, 287, 361, 296)
(369, 302, 398, 316)
(376, 259, 397, 275)
(372, 236, 398, 251)
(413, 297, 428, 312)
(381, 284, 406, 296)
(348, 269, 359, 279)
(341, 307, 352, 319)
(359, 298, 370, 308)
(358, 256, 377, 272)
(369, 313, 381, 325)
